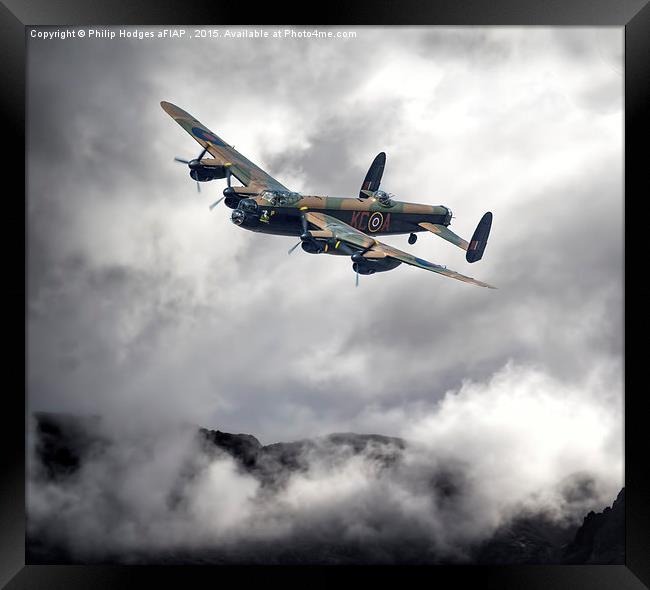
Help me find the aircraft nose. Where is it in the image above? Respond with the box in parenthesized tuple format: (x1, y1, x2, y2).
(231, 209, 245, 225)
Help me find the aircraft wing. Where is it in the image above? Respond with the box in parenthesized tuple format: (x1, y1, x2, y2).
(161, 101, 290, 193)
(304, 211, 376, 250)
(304, 212, 495, 289)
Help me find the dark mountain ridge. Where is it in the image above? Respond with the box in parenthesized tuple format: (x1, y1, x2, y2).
(28, 412, 624, 565)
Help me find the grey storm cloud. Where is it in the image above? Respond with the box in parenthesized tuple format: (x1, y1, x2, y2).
(27, 26, 623, 432)
(27, 26, 623, 560)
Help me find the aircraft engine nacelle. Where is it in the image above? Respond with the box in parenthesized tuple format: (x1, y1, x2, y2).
(224, 196, 241, 209)
(352, 257, 402, 275)
(300, 235, 351, 255)
(189, 162, 229, 182)
(301, 238, 326, 254)
(222, 187, 244, 209)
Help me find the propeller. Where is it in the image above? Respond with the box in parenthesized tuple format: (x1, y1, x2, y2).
(174, 147, 208, 167)
(209, 164, 233, 210)
(173, 156, 200, 189)
(287, 241, 302, 255)
(174, 147, 209, 193)
(225, 163, 232, 188)
(351, 249, 373, 288)
(209, 196, 225, 210)
(288, 214, 310, 255)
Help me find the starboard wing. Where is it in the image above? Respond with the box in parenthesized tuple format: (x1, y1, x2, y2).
(304, 211, 377, 250)
(304, 212, 495, 289)
(161, 101, 290, 193)
(370, 241, 496, 288)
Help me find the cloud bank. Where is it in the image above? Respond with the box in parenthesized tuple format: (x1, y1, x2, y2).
(28, 359, 622, 563)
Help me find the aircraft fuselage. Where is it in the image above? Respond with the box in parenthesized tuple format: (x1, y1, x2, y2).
(230, 193, 451, 238)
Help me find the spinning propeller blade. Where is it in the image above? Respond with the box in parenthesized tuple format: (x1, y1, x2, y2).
(225, 163, 232, 188)
(175, 147, 210, 194)
(209, 196, 225, 210)
(288, 214, 310, 255)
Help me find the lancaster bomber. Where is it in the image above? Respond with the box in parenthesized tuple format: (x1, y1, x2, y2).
(162, 101, 495, 288)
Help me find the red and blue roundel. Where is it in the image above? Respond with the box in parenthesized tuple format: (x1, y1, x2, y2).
(192, 127, 225, 146)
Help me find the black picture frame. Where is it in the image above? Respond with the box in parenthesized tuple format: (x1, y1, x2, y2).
(3, 1, 648, 587)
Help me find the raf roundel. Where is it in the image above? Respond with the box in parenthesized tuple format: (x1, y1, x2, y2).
(368, 212, 384, 233)
(191, 127, 226, 146)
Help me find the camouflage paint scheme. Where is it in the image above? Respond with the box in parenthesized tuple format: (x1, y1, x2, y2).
(161, 101, 495, 289)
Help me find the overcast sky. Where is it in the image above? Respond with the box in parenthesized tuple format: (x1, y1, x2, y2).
(27, 26, 622, 458)
(26, 26, 624, 560)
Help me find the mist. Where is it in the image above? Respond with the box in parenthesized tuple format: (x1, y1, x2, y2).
(27, 358, 622, 562)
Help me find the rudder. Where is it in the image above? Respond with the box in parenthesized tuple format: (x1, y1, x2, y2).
(359, 152, 386, 198)
(466, 212, 492, 263)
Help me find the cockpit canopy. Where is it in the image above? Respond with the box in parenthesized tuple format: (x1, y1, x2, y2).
(260, 190, 303, 206)
(375, 190, 395, 207)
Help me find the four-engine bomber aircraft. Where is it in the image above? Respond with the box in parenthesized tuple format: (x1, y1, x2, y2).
(162, 101, 495, 288)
